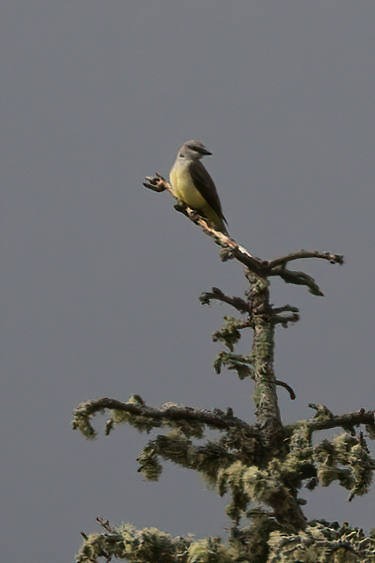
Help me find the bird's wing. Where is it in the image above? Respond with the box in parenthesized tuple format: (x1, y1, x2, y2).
(188, 161, 227, 223)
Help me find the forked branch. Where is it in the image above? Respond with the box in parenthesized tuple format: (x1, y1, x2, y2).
(143, 174, 343, 295)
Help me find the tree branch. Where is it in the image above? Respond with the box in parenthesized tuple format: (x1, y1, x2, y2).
(272, 312, 300, 326)
(143, 174, 343, 296)
(76, 520, 197, 563)
(268, 250, 344, 268)
(200, 287, 251, 313)
(275, 379, 296, 400)
(269, 268, 325, 296)
(73, 396, 258, 437)
(306, 407, 375, 435)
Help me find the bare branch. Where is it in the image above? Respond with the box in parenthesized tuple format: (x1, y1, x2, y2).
(96, 516, 115, 534)
(272, 305, 300, 315)
(143, 174, 265, 270)
(272, 313, 300, 326)
(269, 250, 344, 268)
(275, 379, 296, 400)
(143, 173, 168, 193)
(142, 174, 343, 296)
(200, 287, 251, 313)
(269, 268, 324, 296)
(271, 305, 300, 326)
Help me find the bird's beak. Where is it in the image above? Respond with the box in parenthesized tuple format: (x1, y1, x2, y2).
(199, 146, 212, 156)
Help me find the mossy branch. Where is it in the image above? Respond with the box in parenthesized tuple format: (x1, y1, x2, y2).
(267, 520, 375, 562)
(286, 406, 375, 437)
(72, 395, 259, 439)
(77, 517, 375, 563)
(73, 171, 366, 560)
(77, 519, 236, 563)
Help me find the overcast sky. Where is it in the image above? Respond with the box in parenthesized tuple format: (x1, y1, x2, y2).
(1, 2, 374, 561)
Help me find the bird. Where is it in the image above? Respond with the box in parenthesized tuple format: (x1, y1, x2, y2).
(169, 140, 228, 233)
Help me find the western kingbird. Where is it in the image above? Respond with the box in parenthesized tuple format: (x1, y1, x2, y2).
(169, 140, 228, 233)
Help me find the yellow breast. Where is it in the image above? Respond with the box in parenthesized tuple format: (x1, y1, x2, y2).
(170, 162, 206, 210)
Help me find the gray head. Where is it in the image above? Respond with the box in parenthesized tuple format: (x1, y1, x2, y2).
(177, 139, 212, 161)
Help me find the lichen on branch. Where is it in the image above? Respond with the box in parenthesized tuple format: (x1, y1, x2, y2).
(72, 170, 373, 561)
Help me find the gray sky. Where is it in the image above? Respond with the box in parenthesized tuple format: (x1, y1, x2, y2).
(1, 2, 374, 561)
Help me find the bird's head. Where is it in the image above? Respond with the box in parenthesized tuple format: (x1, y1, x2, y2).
(178, 140, 212, 161)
